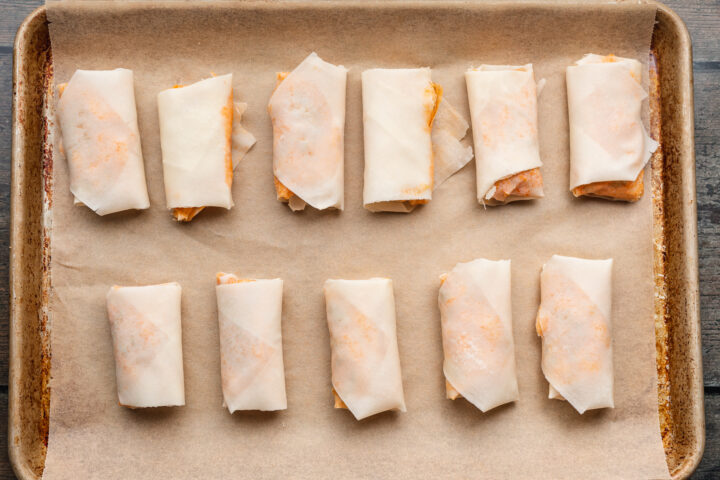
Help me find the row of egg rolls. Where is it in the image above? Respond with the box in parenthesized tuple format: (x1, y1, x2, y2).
(56, 53, 654, 218)
(106, 256, 613, 418)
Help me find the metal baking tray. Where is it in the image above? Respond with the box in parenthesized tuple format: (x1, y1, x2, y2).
(9, 2, 702, 478)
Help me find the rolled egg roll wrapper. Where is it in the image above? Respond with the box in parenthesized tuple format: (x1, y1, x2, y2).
(465, 65, 543, 205)
(158, 74, 234, 216)
(56, 68, 150, 215)
(324, 278, 406, 420)
(567, 54, 658, 196)
(362, 68, 440, 212)
(536, 255, 614, 414)
(106, 283, 185, 408)
(438, 259, 519, 412)
(269, 52, 347, 211)
(216, 274, 287, 412)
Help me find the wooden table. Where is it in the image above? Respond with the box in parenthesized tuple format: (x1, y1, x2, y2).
(0, 1, 717, 478)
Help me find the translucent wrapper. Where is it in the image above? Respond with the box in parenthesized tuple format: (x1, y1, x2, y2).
(269, 52, 347, 211)
(536, 255, 614, 414)
(56, 68, 150, 215)
(567, 54, 658, 201)
(216, 275, 287, 412)
(438, 259, 519, 412)
(466, 64, 544, 205)
(106, 283, 185, 408)
(324, 278, 406, 420)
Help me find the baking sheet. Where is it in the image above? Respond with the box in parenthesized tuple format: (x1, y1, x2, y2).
(42, 1, 669, 478)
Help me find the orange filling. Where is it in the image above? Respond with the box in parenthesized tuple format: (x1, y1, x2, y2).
(216, 273, 254, 285)
(491, 167, 543, 203)
(222, 91, 234, 187)
(446, 380, 461, 400)
(274, 176, 294, 202)
(572, 171, 644, 202)
(332, 389, 348, 409)
(172, 207, 205, 222)
(400, 82, 442, 208)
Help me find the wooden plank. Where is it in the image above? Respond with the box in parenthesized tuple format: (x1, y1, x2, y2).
(0, 52, 11, 386)
(669, 0, 720, 64)
(0, 0, 40, 49)
(694, 69, 720, 387)
(0, 389, 18, 480)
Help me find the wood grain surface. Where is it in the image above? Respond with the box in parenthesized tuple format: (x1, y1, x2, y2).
(0, 0, 717, 478)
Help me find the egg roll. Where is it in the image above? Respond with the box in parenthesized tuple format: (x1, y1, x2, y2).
(567, 54, 658, 201)
(362, 68, 441, 212)
(158, 74, 233, 221)
(465, 64, 543, 206)
(56, 68, 150, 215)
(536, 255, 614, 414)
(268, 52, 347, 211)
(438, 259, 519, 411)
(106, 283, 185, 408)
(215, 274, 287, 412)
(324, 278, 406, 420)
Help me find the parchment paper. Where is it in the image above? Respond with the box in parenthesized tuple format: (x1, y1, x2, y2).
(43, 1, 669, 478)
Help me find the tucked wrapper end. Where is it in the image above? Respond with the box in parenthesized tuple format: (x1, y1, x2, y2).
(269, 53, 347, 211)
(362, 68, 441, 212)
(158, 74, 234, 221)
(106, 283, 185, 408)
(438, 259, 519, 411)
(324, 278, 406, 420)
(567, 54, 658, 201)
(536, 255, 614, 414)
(56, 68, 150, 215)
(216, 274, 287, 412)
(465, 64, 544, 206)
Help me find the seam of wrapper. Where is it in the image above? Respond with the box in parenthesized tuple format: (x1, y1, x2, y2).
(569, 121, 655, 189)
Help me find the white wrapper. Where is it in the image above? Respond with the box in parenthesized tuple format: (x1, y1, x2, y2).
(465, 64, 543, 204)
(56, 68, 150, 215)
(536, 255, 614, 414)
(362, 68, 438, 212)
(215, 275, 287, 412)
(106, 283, 185, 408)
(158, 74, 234, 212)
(438, 259, 519, 412)
(324, 278, 406, 420)
(269, 52, 347, 211)
(432, 99, 474, 187)
(567, 54, 658, 191)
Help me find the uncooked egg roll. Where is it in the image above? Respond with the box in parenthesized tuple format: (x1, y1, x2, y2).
(536, 255, 614, 414)
(106, 283, 184, 408)
(567, 54, 658, 201)
(215, 273, 287, 412)
(268, 52, 347, 211)
(158, 74, 233, 221)
(465, 64, 543, 205)
(438, 259, 519, 411)
(324, 278, 406, 420)
(56, 68, 150, 215)
(362, 68, 441, 212)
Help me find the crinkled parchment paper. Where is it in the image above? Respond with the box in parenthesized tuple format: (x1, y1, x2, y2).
(43, 1, 669, 478)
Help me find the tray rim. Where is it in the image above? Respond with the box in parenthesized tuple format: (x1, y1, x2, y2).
(7, 1, 703, 479)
